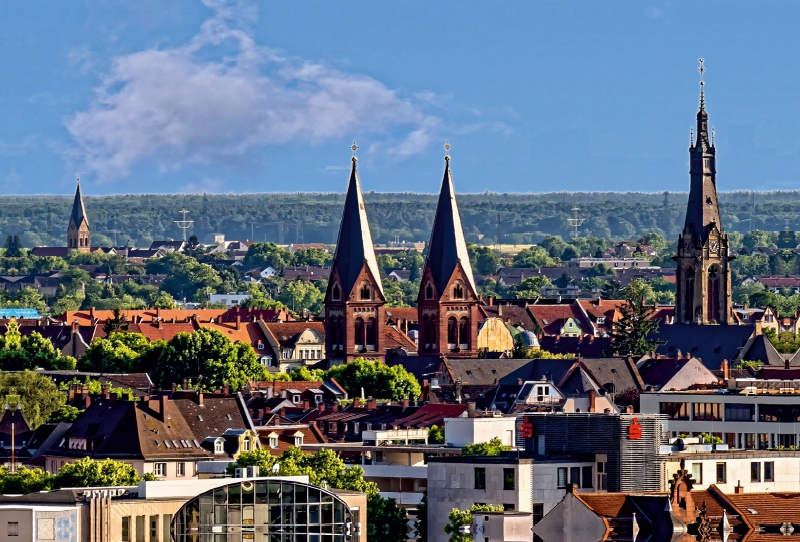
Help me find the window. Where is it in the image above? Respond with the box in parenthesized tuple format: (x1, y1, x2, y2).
(596, 462, 607, 491)
(292, 394, 301, 404)
(581, 466, 593, 489)
(725, 403, 755, 422)
(150, 515, 159, 542)
(294, 434, 304, 446)
(764, 461, 774, 482)
(751, 462, 761, 482)
(425, 284, 434, 300)
(257, 343, 264, 350)
(691, 463, 702, 484)
(122, 517, 131, 542)
(660, 402, 690, 420)
(570, 467, 581, 488)
(557, 467, 567, 489)
(154, 463, 167, 477)
(533, 503, 545, 542)
(503, 503, 515, 511)
(716, 463, 726, 484)
(214, 440, 224, 454)
(758, 434, 770, 450)
(474, 467, 486, 490)
(453, 283, 464, 299)
(269, 436, 278, 449)
(332, 284, 340, 301)
(692, 403, 722, 421)
(503, 468, 515, 490)
(177, 462, 186, 477)
(243, 438, 251, 451)
(758, 404, 800, 423)
(360, 284, 371, 300)
(7, 522, 18, 536)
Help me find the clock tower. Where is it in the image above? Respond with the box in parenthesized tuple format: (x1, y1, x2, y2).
(675, 60, 734, 324)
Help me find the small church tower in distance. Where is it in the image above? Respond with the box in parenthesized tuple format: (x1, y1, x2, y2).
(675, 59, 733, 324)
(417, 143, 480, 357)
(67, 179, 90, 253)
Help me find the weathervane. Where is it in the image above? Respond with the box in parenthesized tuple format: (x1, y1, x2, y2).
(350, 142, 359, 161)
(443, 141, 452, 161)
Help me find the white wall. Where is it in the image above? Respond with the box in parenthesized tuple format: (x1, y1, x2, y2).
(444, 417, 518, 448)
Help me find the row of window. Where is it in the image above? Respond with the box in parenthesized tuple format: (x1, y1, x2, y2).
(474, 467, 516, 491)
(672, 431, 799, 450)
(121, 514, 172, 542)
(688, 461, 774, 485)
(660, 401, 800, 422)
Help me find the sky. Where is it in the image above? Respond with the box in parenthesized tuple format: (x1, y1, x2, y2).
(1, 1, 800, 196)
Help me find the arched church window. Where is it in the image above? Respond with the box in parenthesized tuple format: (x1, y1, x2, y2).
(366, 318, 376, 350)
(354, 318, 365, 349)
(360, 284, 371, 301)
(447, 317, 458, 348)
(707, 265, 721, 323)
(425, 284, 434, 300)
(458, 317, 470, 349)
(683, 268, 695, 324)
(453, 283, 464, 300)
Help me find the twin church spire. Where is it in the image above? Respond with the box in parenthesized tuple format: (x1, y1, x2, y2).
(325, 142, 479, 362)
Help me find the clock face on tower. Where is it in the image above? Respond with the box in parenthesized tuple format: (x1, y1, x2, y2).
(709, 240, 719, 254)
(683, 240, 693, 251)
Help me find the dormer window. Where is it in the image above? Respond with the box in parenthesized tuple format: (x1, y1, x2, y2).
(292, 394, 301, 404)
(243, 438, 251, 451)
(360, 284, 371, 301)
(332, 284, 341, 301)
(268, 432, 279, 449)
(596, 317, 605, 324)
(214, 439, 224, 454)
(294, 432, 304, 446)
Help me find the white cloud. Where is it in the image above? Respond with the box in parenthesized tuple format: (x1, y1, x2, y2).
(66, 0, 440, 181)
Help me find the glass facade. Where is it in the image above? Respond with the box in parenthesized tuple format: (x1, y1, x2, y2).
(171, 480, 354, 542)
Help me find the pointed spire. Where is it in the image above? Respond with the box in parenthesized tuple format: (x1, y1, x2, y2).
(71, 181, 89, 229)
(424, 149, 477, 295)
(698, 58, 706, 111)
(330, 143, 383, 298)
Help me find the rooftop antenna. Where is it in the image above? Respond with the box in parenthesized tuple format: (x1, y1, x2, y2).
(567, 207, 585, 239)
(174, 210, 194, 242)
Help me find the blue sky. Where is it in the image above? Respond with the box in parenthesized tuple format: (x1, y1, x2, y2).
(1, 1, 799, 195)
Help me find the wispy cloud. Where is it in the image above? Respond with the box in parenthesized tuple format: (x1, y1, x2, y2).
(66, 0, 441, 181)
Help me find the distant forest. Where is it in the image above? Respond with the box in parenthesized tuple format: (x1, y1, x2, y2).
(1, 190, 798, 248)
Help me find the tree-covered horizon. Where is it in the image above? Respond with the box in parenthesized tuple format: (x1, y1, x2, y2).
(1, 190, 799, 249)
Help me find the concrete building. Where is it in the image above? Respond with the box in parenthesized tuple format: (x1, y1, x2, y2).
(640, 378, 800, 449)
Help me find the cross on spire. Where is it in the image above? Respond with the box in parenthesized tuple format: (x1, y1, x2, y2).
(350, 142, 359, 162)
(443, 141, 452, 161)
(698, 58, 706, 111)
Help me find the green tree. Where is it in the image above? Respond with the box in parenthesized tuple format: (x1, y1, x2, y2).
(288, 366, 325, 381)
(151, 328, 267, 391)
(148, 290, 176, 309)
(293, 248, 332, 267)
(0, 320, 74, 370)
(508, 276, 550, 299)
(53, 458, 154, 488)
(583, 263, 616, 277)
(78, 332, 153, 373)
(445, 504, 504, 542)
(742, 230, 776, 253)
(467, 244, 499, 275)
(278, 279, 324, 314)
(461, 437, 511, 456)
(609, 299, 659, 356)
(540, 235, 570, 259)
(623, 278, 656, 304)
(428, 425, 445, 444)
(47, 404, 82, 423)
(3, 235, 24, 257)
(0, 287, 46, 313)
(601, 280, 625, 300)
(0, 466, 52, 494)
(0, 371, 66, 428)
(642, 232, 668, 253)
(731, 253, 770, 281)
(243, 243, 293, 269)
(511, 246, 556, 268)
(324, 358, 421, 401)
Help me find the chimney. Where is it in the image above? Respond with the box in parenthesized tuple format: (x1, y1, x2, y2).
(302, 401, 309, 409)
(720, 360, 729, 380)
(318, 402, 325, 412)
(236, 310, 241, 331)
(366, 398, 377, 411)
(197, 392, 204, 406)
(402, 398, 409, 409)
(467, 402, 477, 418)
(517, 378, 523, 386)
(183, 379, 188, 390)
(71, 319, 79, 335)
(109, 393, 118, 402)
(734, 481, 744, 494)
(84, 396, 91, 409)
(353, 398, 360, 408)
(455, 380, 463, 404)
(156, 307, 161, 319)
(488, 297, 494, 306)
(222, 385, 230, 395)
(157, 319, 163, 330)
(257, 408, 264, 419)
(171, 383, 177, 394)
(160, 395, 169, 421)
(588, 390, 596, 412)
(498, 304, 503, 316)
(89, 307, 95, 318)
(332, 403, 339, 412)
(786, 359, 791, 370)
(102, 385, 110, 400)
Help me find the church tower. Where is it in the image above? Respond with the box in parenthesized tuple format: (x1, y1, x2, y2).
(67, 181, 90, 253)
(417, 147, 480, 357)
(675, 60, 733, 324)
(324, 144, 385, 362)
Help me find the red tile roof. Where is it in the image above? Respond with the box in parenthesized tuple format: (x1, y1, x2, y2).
(527, 304, 593, 336)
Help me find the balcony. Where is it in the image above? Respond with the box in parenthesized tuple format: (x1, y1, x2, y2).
(377, 492, 424, 506)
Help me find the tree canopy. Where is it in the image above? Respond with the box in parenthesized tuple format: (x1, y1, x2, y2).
(325, 358, 421, 401)
(0, 370, 66, 428)
(461, 437, 512, 456)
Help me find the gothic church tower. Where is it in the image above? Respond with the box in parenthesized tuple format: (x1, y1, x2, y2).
(67, 181, 91, 253)
(675, 62, 733, 324)
(417, 151, 480, 357)
(324, 146, 385, 362)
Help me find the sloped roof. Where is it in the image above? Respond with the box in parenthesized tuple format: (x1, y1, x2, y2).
(479, 303, 537, 330)
(257, 424, 327, 453)
(129, 322, 196, 342)
(330, 157, 383, 298)
(638, 357, 693, 388)
(651, 324, 755, 370)
(423, 158, 476, 295)
(527, 303, 593, 336)
(740, 334, 787, 366)
(384, 326, 417, 351)
(70, 183, 88, 229)
(261, 321, 324, 349)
